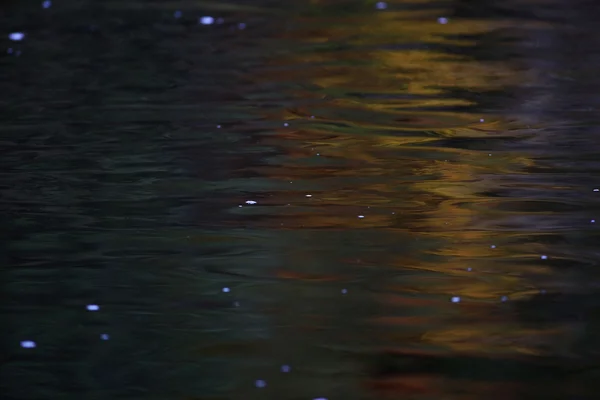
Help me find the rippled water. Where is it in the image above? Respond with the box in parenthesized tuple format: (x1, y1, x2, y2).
(4, 0, 600, 399)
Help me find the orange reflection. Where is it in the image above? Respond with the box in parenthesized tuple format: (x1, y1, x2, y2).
(233, 1, 584, 398)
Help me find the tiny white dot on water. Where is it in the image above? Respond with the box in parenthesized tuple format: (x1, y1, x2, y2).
(375, 1, 388, 9)
(489, 153, 492, 156)
(281, 365, 291, 372)
(358, 215, 365, 218)
(310, 115, 315, 118)
(467, 267, 472, 271)
(490, 245, 496, 249)
(341, 288, 348, 294)
(592, 219, 596, 223)
(480, 118, 484, 122)
(255, 380, 266, 388)
(451, 296, 461, 303)
(313, 397, 328, 400)
(86, 304, 100, 311)
(222, 287, 230, 293)
(594, 188, 599, 192)
(9, 32, 25, 41)
(438, 17, 448, 24)
(200, 16, 214, 25)
(306, 194, 312, 197)
(501, 296, 508, 302)
(245, 200, 257, 205)
(42, 0, 52, 8)
(217, 125, 221, 128)
(100, 334, 110, 340)
(20, 340, 36, 348)
(541, 255, 548, 260)
(238, 23, 246, 29)
(234, 301, 240, 307)
(283, 123, 289, 127)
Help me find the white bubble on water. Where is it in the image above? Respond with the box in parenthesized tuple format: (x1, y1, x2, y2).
(9, 32, 25, 41)
(200, 16, 214, 25)
(255, 380, 266, 388)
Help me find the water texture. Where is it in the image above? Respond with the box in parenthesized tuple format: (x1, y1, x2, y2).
(3, 0, 600, 399)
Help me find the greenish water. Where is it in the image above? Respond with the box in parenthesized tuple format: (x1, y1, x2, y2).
(3, 0, 600, 399)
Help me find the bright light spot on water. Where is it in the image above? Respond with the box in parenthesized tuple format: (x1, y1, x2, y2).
(200, 16, 214, 25)
(480, 118, 484, 122)
(245, 200, 257, 205)
(490, 245, 496, 249)
(451, 296, 461, 303)
(592, 219, 596, 223)
(313, 397, 328, 400)
(222, 287, 230, 293)
(375, 1, 388, 9)
(438, 17, 448, 24)
(284, 122, 289, 127)
(281, 365, 291, 372)
(594, 188, 599, 192)
(358, 215, 365, 218)
(86, 304, 100, 311)
(173, 10, 182, 18)
(341, 288, 348, 294)
(9, 32, 25, 41)
(310, 115, 315, 118)
(217, 125, 221, 128)
(489, 153, 492, 156)
(255, 380, 266, 388)
(21, 340, 36, 348)
(501, 296, 508, 302)
(100, 334, 110, 340)
(238, 23, 246, 30)
(42, 0, 52, 8)
(306, 194, 312, 197)
(467, 267, 472, 271)
(541, 255, 548, 260)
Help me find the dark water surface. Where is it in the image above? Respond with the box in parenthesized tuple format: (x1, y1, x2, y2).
(4, 0, 600, 399)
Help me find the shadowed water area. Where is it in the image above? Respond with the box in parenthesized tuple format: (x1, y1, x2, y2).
(3, 0, 600, 399)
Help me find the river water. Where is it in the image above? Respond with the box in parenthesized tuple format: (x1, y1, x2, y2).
(3, 0, 600, 399)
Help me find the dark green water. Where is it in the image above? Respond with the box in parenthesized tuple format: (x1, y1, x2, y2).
(3, 0, 600, 399)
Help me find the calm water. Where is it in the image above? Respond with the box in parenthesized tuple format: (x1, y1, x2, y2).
(3, 0, 600, 399)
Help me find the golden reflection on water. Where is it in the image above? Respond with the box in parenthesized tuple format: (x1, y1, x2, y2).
(232, 1, 587, 399)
